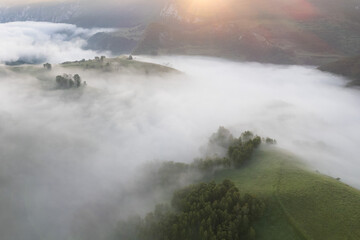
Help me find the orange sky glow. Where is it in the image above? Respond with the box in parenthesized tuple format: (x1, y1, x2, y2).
(177, 0, 319, 20)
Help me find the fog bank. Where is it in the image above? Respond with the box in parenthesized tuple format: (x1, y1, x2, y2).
(0, 21, 111, 64)
(141, 56, 360, 186)
(1, 56, 360, 239)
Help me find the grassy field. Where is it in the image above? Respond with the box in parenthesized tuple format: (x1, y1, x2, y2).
(211, 147, 360, 240)
(0, 56, 177, 78)
(61, 56, 178, 75)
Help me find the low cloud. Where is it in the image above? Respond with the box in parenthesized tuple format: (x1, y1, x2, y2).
(0, 21, 111, 64)
(141, 55, 360, 187)
(0, 53, 360, 239)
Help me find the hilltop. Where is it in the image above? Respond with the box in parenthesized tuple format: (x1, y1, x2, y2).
(3, 56, 177, 76)
(112, 146, 360, 240)
(61, 56, 177, 75)
(112, 128, 360, 240)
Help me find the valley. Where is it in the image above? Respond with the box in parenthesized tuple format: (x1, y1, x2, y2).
(1, 1, 360, 240)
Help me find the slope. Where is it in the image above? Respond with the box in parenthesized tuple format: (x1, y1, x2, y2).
(319, 55, 360, 86)
(212, 147, 360, 240)
(61, 56, 177, 75)
(134, 0, 360, 65)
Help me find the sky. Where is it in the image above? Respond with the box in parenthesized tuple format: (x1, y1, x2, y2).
(0, 0, 66, 5)
(0, 0, 157, 6)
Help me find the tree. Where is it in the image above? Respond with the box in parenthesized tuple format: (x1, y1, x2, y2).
(55, 74, 83, 89)
(56, 75, 64, 86)
(228, 134, 262, 168)
(265, 137, 277, 145)
(74, 74, 81, 88)
(43, 63, 52, 70)
(69, 78, 75, 88)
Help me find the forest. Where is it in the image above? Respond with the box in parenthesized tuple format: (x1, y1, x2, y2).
(113, 129, 270, 240)
(115, 180, 265, 240)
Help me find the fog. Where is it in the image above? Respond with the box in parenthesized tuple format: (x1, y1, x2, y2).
(0, 21, 111, 64)
(1, 54, 360, 239)
(141, 56, 360, 186)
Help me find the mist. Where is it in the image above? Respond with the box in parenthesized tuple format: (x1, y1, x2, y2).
(140, 56, 360, 186)
(1, 55, 360, 239)
(0, 21, 111, 64)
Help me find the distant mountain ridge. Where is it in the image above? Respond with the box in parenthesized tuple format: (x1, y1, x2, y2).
(319, 55, 360, 86)
(85, 26, 145, 55)
(0, 0, 165, 55)
(2, 0, 360, 65)
(0, 1, 164, 28)
(134, 0, 360, 65)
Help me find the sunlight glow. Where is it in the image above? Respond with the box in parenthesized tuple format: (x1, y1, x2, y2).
(181, 0, 235, 18)
(176, 0, 318, 20)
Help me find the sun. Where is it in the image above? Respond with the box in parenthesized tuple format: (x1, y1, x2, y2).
(182, 0, 235, 18)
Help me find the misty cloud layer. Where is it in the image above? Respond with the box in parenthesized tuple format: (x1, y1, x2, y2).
(0, 21, 111, 64)
(1, 55, 360, 239)
(141, 56, 360, 186)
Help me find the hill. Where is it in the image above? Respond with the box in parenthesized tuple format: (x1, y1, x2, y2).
(318, 55, 360, 86)
(61, 56, 177, 75)
(112, 129, 360, 240)
(1, 57, 178, 84)
(85, 26, 144, 55)
(212, 148, 360, 240)
(134, 0, 360, 65)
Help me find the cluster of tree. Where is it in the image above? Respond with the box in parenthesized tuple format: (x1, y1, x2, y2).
(43, 63, 52, 70)
(203, 127, 235, 158)
(115, 180, 265, 240)
(95, 56, 106, 62)
(194, 129, 265, 171)
(55, 74, 85, 89)
(264, 137, 277, 145)
(141, 129, 277, 189)
(227, 131, 262, 168)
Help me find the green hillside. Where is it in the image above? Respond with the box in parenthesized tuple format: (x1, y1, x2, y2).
(61, 56, 177, 75)
(212, 148, 360, 240)
(114, 131, 360, 240)
(1, 57, 177, 79)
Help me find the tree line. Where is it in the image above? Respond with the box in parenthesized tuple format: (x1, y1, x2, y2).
(193, 128, 276, 172)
